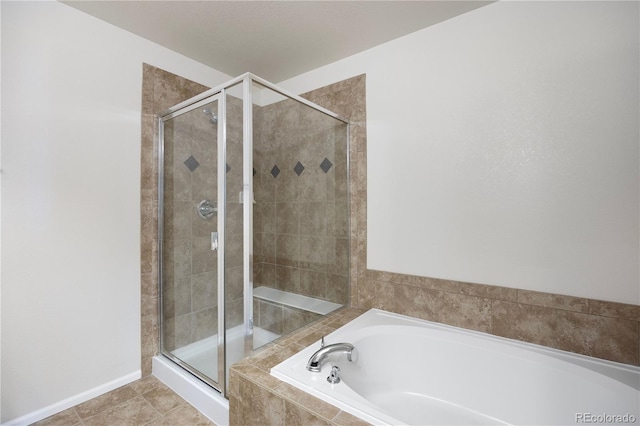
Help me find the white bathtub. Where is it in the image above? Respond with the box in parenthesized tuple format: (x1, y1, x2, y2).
(271, 309, 640, 425)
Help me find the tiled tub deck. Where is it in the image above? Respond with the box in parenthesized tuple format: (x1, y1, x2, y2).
(229, 307, 370, 426)
(229, 302, 639, 426)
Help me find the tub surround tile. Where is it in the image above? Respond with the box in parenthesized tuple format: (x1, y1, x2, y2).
(491, 300, 558, 348)
(293, 325, 337, 348)
(391, 284, 442, 322)
(491, 300, 640, 365)
(276, 382, 341, 420)
(588, 299, 640, 321)
(356, 280, 394, 311)
(448, 281, 518, 302)
(252, 344, 302, 374)
(331, 411, 371, 426)
(323, 307, 367, 329)
(440, 292, 492, 333)
(232, 362, 284, 391)
(284, 400, 332, 426)
(517, 289, 589, 313)
(556, 311, 639, 365)
(236, 374, 286, 426)
(358, 269, 638, 366)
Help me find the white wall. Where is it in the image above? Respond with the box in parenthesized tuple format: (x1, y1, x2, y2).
(1, 0, 638, 422)
(1, 1, 230, 422)
(280, 1, 639, 305)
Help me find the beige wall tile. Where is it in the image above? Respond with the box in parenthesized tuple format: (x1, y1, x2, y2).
(284, 401, 332, 426)
(257, 300, 284, 335)
(588, 299, 640, 321)
(237, 376, 286, 426)
(556, 311, 639, 365)
(518, 289, 589, 313)
(440, 292, 491, 333)
(357, 280, 394, 312)
(332, 410, 372, 426)
(491, 300, 558, 348)
(277, 382, 341, 420)
(392, 284, 442, 322)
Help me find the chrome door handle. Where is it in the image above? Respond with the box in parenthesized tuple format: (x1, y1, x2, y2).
(211, 231, 219, 251)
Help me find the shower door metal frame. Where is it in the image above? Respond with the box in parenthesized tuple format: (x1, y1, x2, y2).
(157, 92, 226, 394)
(157, 73, 350, 398)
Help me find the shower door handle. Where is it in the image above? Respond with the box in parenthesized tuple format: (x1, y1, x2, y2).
(211, 231, 219, 251)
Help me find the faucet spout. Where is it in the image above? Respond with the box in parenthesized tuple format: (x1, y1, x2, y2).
(306, 342, 355, 372)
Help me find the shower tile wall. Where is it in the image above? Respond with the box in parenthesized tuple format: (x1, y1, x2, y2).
(141, 64, 211, 375)
(252, 97, 349, 334)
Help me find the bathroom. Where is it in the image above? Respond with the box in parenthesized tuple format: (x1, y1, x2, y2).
(2, 1, 638, 425)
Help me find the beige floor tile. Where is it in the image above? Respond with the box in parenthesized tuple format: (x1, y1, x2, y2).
(82, 395, 161, 426)
(130, 375, 163, 395)
(31, 408, 82, 426)
(142, 383, 187, 414)
(161, 402, 216, 425)
(75, 385, 139, 419)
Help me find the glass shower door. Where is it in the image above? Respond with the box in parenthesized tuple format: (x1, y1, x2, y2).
(159, 96, 223, 390)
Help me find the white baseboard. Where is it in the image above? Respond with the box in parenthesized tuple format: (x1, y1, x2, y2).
(1, 371, 141, 426)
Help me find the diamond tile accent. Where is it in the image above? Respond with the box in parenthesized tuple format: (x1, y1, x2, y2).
(184, 156, 200, 172)
(294, 161, 305, 176)
(271, 165, 280, 178)
(320, 157, 333, 173)
(226, 163, 231, 173)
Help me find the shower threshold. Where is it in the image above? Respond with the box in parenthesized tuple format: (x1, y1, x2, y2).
(172, 325, 280, 380)
(153, 324, 279, 426)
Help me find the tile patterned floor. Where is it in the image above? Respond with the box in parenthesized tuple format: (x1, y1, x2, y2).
(32, 376, 216, 426)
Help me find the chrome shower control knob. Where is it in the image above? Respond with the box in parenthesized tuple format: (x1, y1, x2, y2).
(196, 200, 217, 220)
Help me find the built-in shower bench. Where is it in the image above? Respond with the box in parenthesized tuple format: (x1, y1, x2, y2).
(253, 286, 342, 315)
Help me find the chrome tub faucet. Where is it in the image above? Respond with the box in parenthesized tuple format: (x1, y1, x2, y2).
(306, 337, 355, 372)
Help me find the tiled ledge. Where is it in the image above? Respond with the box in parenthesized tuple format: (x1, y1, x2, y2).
(229, 307, 371, 426)
(359, 269, 640, 366)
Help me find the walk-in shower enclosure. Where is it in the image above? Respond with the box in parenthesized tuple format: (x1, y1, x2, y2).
(158, 73, 350, 396)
